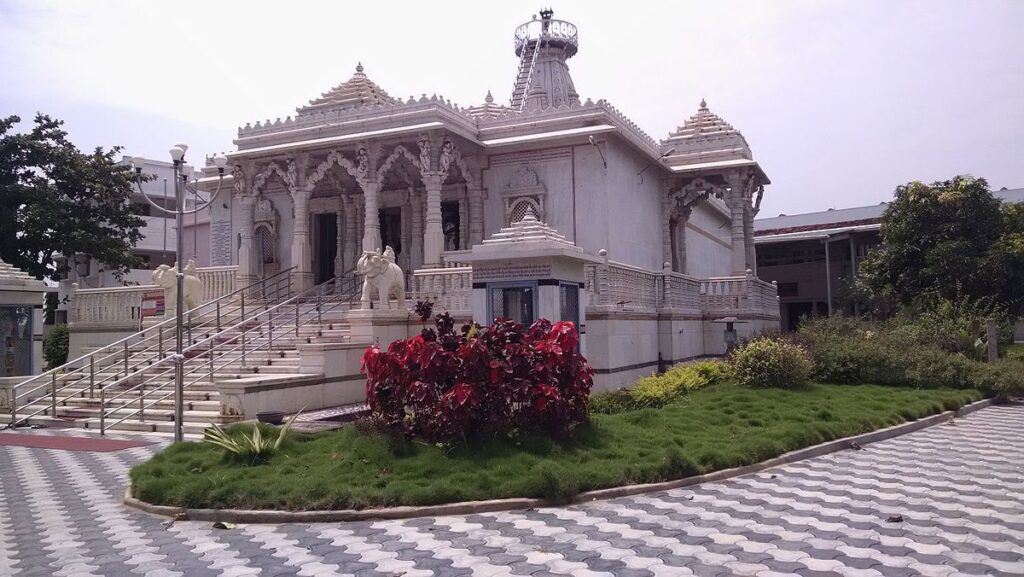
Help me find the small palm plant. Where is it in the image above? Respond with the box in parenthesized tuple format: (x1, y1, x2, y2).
(203, 411, 302, 465)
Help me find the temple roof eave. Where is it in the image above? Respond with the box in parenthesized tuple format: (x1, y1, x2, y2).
(233, 104, 482, 156)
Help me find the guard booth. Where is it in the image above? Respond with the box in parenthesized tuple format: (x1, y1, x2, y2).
(459, 213, 601, 349)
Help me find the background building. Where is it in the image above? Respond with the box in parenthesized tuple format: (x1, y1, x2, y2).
(755, 187, 1024, 331)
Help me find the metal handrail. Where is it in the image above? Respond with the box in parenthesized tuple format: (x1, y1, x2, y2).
(5, 267, 295, 429)
(101, 275, 363, 432)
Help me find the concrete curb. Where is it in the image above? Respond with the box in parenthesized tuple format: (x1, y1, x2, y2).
(123, 397, 997, 523)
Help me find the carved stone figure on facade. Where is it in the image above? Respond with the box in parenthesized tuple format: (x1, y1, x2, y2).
(231, 165, 246, 195)
(438, 139, 455, 179)
(152, 261, 204, 316)
(355, 147, 370, 180)
(356, 246, 406, 310)
(417, 137, 431, 173)
(285, 157, 299, 190)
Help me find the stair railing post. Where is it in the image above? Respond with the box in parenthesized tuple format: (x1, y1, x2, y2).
(139, 377, 145, 422)
(295, 300, 300, 337)
(241, 328, 247, 367)
(317, 286, 322, 325)
(209, 348, 215, 383)
(89, 356, 95, 399)
(123, 341, 129, 378)
(240, 292, 246, 322)
(158, 326, 163, 359)
(50, 373, 57, 417)
(9, 388, 16, 428)
(99, 386, 105, 435)
(269, 313, 274, 350)
(216, 300, 221, 332)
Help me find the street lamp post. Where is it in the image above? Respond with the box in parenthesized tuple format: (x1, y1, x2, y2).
(132, 146, 227, 442)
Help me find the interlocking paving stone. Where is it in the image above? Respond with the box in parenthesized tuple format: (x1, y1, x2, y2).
(1, 406, 1023, 576)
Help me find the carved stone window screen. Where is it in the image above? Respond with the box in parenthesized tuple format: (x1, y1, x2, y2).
(502, 165, 547, 225)
(507, 196, 543, 225)
(255, 225, 276, 264)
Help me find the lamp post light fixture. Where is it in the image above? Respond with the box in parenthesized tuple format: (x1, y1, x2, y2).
(131, 147, 228, 442)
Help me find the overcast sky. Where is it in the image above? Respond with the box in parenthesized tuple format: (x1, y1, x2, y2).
(2, 0, 1021, 217)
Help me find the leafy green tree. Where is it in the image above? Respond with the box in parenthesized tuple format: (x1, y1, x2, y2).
(859, 175, 1024, 316)
(0, 114, 144, 282)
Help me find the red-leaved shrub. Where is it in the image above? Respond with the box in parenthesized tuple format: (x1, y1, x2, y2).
(361, 314, 594, 443)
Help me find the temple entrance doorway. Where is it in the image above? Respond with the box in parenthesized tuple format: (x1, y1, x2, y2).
(314, 213, 337, 284)
(379, 207, 402, 258)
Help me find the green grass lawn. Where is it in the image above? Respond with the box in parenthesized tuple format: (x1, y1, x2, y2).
(130, 383, 982, 511)
(1007, 343, 1024, 362)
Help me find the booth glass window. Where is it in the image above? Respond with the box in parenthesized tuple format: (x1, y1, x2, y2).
(0, 306, 33, 377)
(559, 283, 580, 328)
(488, 284, 536, 326)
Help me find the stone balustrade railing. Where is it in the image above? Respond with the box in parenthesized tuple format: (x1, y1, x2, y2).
(585, 261, 700, 312)
(699, 272, 780, 318)
(584, 262, 778, 317)
(198, 266, 237, 302)
(408, 267, 473, 314)
(69, 285, 147, 329)
(70, 266, 239, 330)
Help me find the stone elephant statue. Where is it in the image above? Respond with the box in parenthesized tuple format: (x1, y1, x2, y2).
(356, 246, 406, 310)
(152, 260, 203, 315)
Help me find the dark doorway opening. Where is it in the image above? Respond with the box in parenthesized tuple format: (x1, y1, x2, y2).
(379, 207, 402, 256)
(315, 213, 337, 284)
(442, 200, 460, 251)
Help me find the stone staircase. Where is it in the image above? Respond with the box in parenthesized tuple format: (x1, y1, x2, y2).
(2, 296, 361, 437)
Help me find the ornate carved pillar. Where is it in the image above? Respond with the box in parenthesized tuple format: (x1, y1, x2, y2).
(662, 194, 675, 269)
(410, 189, 424, 271)
(342, 196, 357, 274)
(467, 186, 484, 246)
(458, 193, 468, 251)
(674, 205, 693, 275)
(334, 205, 344, 278)
(401, 191, 413, 271)
(359, 180, 381, 253)
(726, 190, 747, 275)
(289, 185, 313, 291)
(422, 173, 444, 267)
(743, 201, 756, 274)
(237, 195, 257, 288)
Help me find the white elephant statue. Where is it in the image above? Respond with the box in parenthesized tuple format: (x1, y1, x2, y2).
(152, 260, 204, 316)
(356, 246, 406, 310)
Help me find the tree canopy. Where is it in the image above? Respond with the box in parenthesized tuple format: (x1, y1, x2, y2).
(0, 114, 144, 282)
(860, 175, 1024, 316)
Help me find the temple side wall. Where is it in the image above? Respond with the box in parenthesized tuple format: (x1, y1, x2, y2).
(603, 137, 664, 270)
(686, 202, 734, 277)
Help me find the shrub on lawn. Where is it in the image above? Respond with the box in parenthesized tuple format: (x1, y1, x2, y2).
(731, 337, 812, 389)
(797, 315, 1024, 398)
(590, 359, 732, 413)
(362, 314, 593, 444)
(43, 324, 69, 369)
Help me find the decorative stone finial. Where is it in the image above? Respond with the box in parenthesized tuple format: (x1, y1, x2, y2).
(699, 98, 707, 110)
(356, 62, 364, 73)
(485, 90, 494, 104)
(540, 7, 554, 20)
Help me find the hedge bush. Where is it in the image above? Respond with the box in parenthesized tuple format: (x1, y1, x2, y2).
(590, 360, 731, 413)
(796, 315, 1024, 398)
(43, 324, 69, 369)
(362, 315, 593, 444)
(730, 338, 812, 389)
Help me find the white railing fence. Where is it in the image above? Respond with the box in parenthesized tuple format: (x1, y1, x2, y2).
(408, 267, 473, 314)
(585, 261, 778, 317)
(70, 265, 239, 329)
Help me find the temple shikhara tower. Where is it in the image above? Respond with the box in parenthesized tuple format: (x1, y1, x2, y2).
(172, 8, 780, 388)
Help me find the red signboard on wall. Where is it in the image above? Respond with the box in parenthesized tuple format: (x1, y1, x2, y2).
(141, 290, 165, 318)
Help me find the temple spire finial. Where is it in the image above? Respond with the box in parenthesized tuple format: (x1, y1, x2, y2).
(356, 62, 364, 73)
(699, 98, 708, 111)
(485, 90, 494, 103)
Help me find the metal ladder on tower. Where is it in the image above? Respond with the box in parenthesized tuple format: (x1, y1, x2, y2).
(511, 33, 544, 110)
